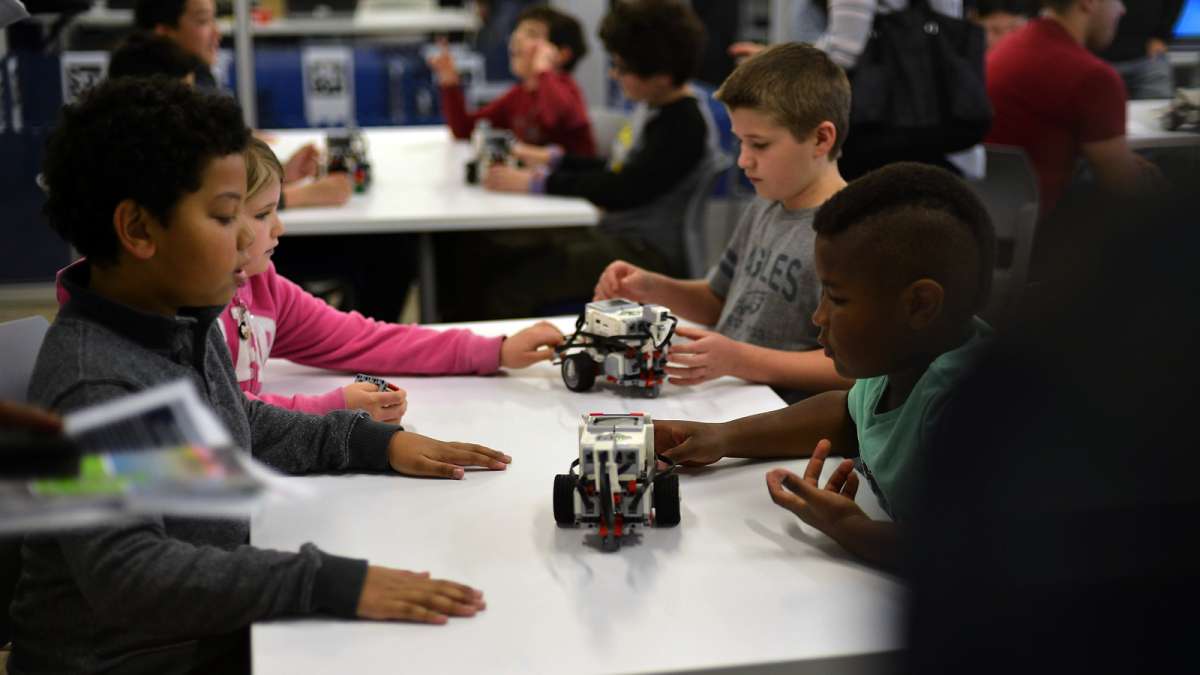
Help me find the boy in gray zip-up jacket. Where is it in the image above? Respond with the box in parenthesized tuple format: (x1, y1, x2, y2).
(9, 77, 506, 675)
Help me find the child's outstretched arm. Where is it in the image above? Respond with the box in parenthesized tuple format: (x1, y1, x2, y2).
(499, 321, 564, 369)
(665, 327, 853, 392)
(765, 439, 901, 569)
(654, 390, 857, 466)
(593, 260, 723, 325)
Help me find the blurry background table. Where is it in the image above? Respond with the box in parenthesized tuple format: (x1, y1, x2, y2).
(269, 128, 600, 323)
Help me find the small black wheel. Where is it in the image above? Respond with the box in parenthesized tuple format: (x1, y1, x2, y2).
(645, 383, 662, 399)
(553, 474, 578, 526)
(562, 353, 597, 392)
(652, 473, 680, 527)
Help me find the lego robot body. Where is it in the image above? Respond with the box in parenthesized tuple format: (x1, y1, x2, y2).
(554, 413, 681, 551)
(557, 299, 677, 397)
(575, 414, 655, 534)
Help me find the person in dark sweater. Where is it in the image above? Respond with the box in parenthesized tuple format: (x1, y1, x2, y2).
(9, 78, 507, 675)
(442, 0, 714, 320)
(1100, 0, 1184, 99)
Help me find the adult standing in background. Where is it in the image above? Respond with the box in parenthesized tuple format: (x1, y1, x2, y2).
(729, 0, 964, 72)
(1099, 1, 1184, 99)
(728, 1, 969, 179)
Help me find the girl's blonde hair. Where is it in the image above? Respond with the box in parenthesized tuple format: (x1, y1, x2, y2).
(245, 136, 284, 199)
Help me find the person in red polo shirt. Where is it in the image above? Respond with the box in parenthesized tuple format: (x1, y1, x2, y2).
(986, 0, 1159, 216)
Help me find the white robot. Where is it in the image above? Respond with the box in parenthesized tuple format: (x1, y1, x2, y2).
(554, 299, 678, 398)
(553, 413, 680, 551)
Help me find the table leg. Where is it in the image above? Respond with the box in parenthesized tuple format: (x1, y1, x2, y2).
(418, 232, 439, 324)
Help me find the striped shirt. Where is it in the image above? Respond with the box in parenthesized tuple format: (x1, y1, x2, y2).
(811, 0, 963, 69)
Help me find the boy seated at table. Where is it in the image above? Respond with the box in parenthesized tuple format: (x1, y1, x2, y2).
(652, 163, 997, 568)
(428, 4, 596, 157)
(134, 0, 353, 210)
(442, 0, 714, 321)
(10, 78, 505, 674)
(594, 43, 852, 403)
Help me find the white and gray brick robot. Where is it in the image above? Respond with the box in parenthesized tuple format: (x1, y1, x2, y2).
(553, 413, 681, 551)
(553, 299, 678, 398)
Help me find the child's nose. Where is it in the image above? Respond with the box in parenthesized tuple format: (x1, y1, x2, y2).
(737, 147, 753, 169)
(237, 218, 255, 251)
(811, 298, 827, 327)
(270, 216, 285, 238)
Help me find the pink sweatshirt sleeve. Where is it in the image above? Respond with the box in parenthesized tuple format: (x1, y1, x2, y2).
(261, 266, 504, 375)
(243, 387, 348, 416)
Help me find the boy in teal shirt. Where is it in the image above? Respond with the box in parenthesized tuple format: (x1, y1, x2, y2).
(652, 162, 996, 568)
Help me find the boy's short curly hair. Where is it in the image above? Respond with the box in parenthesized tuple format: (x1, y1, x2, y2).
(813, 163, 996, 321)
(517, 5, 588, 74)
(715, 43, 851, 159)
(134, 0, 190, 30)
(42, 77, 249, 265)
(598, 0, 705, 86)
(108, 32, 207, 80)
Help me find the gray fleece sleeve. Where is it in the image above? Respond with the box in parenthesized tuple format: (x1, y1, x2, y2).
(55, 522, 368, 634)
(243, 397, 396, 473)
(37, 382, 370, 638)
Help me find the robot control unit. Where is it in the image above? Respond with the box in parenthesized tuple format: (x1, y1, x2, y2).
(553, 299, 678, 398)
(554, 413, 680, 552)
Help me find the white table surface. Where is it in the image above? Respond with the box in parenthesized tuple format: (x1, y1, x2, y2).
(65, 7, 476, 36)
(268, 127, 599, 322)
(269, 126, 599, 235)
(250, 317, 904, 675)
(1127, 99, 1200, 150)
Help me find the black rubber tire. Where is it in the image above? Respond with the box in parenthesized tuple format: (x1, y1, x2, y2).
(652, 473, 681, 527)
(561, 353, 597, 392)
(553, 474, 577, 526)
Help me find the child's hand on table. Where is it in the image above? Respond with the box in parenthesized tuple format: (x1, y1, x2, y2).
(500, 321, 564, 369)
(765, 439, 868, 538)
(511, 141, 553, 168)
(387, 431, 511, 479)
(665, 326, 746, 386)
(343, 381, 407, 424)
(283, 143, 321, 183)
(357, 566, 485, 624)
(482, 163, 535, 193)
(653, 419, 730, 467)
(285, 173, 353, 208)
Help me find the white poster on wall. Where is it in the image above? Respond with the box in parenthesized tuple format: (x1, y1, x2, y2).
(302, 46, 354, 127)
(60, 51, 109, 106)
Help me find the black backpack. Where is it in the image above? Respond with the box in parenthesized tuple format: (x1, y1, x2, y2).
(847, 0, 993, 157)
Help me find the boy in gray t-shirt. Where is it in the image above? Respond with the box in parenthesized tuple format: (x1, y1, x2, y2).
(594, 43, 854, 396)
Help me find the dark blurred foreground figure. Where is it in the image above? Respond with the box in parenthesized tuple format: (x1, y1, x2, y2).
(906, 185, 1200, 673)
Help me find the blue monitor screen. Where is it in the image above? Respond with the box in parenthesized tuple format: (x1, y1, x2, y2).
(1176, 1, 1200, 39)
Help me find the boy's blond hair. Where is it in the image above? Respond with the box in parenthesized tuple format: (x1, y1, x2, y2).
(245, 136, 284, 199)
(715, 43, 851, 160)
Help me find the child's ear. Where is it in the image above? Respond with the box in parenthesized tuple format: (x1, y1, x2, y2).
(813, 121, 838, 159)
(112, 199, 158, 261)
(903, 279, 945, 331)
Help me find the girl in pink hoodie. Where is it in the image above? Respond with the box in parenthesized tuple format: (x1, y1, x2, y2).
(224, 137, 564, 422)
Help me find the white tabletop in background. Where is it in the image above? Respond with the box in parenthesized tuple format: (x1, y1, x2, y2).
(1128, 99, 1200, 150)
(268, 127, 600, 235)
(250, 317, 903, 675)
(65, 6, 476, 36)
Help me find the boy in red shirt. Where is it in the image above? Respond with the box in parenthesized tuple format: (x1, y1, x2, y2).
(985, 0, 1158, 215)
(429, 5, 596, 157)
